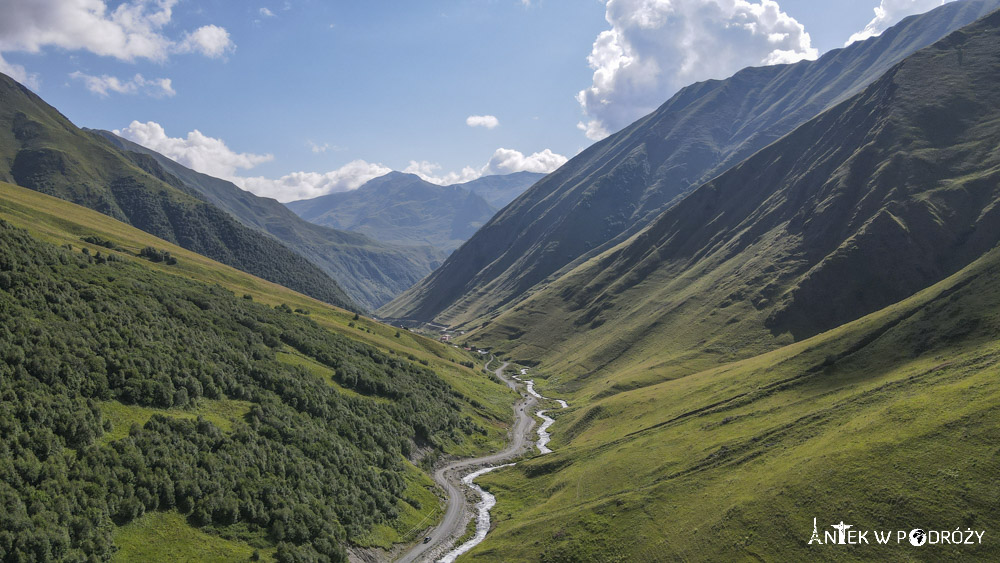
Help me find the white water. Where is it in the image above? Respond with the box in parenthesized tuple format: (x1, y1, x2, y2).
(521, 375, 569, 454)
(535, 410, 555, 454)
(438, 463, 515, 563)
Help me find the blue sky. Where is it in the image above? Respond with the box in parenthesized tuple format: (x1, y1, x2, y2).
(0, 0, 952, 201)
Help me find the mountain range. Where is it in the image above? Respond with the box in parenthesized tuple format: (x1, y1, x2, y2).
(94, 132, 447, 310)
(286, 171, 542, 253)
(380, 0, 1000, 326)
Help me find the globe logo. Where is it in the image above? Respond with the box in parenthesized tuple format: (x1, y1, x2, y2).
(909, 529, 927, 546)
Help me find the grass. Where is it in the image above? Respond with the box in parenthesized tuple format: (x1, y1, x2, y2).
(468, 246, 1000, 561)
(98, 400, 253, 446)
(112, 511, 274, 562)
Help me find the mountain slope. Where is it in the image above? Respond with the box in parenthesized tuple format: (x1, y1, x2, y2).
(0, 179, 516, 560)
(96, 132, 447, 311)
(466, 8, 1000, 397)
(453, 171, 544, 208)
(476, 226, 1000, 561)
(287, 172, 496, 253)
(380, 0, 1000, 324)
(0, 73, 357, 311)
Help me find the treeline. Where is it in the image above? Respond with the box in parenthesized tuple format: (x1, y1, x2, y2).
(0, 220, 481, 562)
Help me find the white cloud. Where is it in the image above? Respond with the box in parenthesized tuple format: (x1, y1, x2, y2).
(406, 147, 568, 185)
(176, 25, 234, 58)
(260, 7, 276, 17)
(404, 161, 482, 185)
(846, 0, 951, 45)
(483, 148, 567, 175)
(0, 0, 234, 86)
(0, 53, 39, 90)
(466, 114, 500, 129)
(115, 120, 273, 179)
(239, 162, 392, 201)
(307, 141, 345, 154)
(70, 71, 174, 97)
(577, 0, 817, 140)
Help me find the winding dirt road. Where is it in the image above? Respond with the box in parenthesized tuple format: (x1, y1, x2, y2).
(396, 359, 538, 563)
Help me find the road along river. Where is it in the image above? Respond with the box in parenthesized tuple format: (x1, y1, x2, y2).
(396, 360, 568, 562)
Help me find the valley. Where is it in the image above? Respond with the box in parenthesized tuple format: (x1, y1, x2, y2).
(3, 1, 1000, 561)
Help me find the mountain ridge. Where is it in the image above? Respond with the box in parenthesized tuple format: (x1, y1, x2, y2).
(95, 132, 447, 311)
(379, 0, 1000, 324)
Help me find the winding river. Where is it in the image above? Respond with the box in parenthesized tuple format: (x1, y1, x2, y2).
(435, 366, 569, 561)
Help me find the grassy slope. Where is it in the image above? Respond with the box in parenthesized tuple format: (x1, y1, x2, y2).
(97, 132, 447, 311)
(472, 242, 1000, 561)
(0, 181, 517, 554)
(379, 0, 1000, 326)
(464, 10, 1000, 403)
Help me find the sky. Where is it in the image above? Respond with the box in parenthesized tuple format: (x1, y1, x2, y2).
(0, 0, 957, 201)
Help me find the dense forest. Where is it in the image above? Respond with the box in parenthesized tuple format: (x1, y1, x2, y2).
(0, 219, 482, 562)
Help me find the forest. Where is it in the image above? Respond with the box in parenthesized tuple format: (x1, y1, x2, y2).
(0, 219, 482, 562)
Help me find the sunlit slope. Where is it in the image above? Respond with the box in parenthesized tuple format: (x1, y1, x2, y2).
(0, 73, 356, 310)
(380, 0, 1000, 326)
(0, 180, 521, 560)
(0, 181, 515, 436)
(473, 234, 1000, 561)
(469, 9, 1000, 398)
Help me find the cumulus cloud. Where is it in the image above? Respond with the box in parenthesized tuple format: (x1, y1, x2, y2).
(483, 148, 567, 175)
(176, 25, 235, 58)
(846, 0, 951, 45)
(466, 114, 500, 129)
(577, 0, 817, 140)
(260, 7, 276, 17)
(70, 71, 174, 97)
(115, 120, 273, 179)
(404, 161, 482, 185)
(0, 0, 234, 87)
(239, 162, 392, 201)
(405, 148, 568, 185)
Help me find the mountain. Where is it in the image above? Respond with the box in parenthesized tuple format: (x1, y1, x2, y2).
(460, 7, 1000, 395)
(454, 171, 544, 208)
(95, 133, 447, 311)
(462, 10, 1000, 560)
(0, 180, 514, 561)
(286, 171, 497, 253)
(0, 72, 357, 311)
(380, 0, 1000, 324)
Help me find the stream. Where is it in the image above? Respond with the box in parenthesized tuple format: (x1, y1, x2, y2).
(437, 367, 569, 561)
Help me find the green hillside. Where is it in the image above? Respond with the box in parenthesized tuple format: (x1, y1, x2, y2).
(287, 172, 496, 253)
(96, 133, 447, 311)
(463, 8, 1000, 400)
(474, 236, 1000, 561)
(380, 0, 1000, 325)
(0, 181, 516, 560)
(0, 73, 357, 311)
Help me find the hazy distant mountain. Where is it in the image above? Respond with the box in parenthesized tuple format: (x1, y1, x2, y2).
(287, 171, 531, 253)
(454, 171, 544, 208)
(380, 0, 1000, 324)
(95, 133, 446, 311)
(0, 72, 358, 310)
